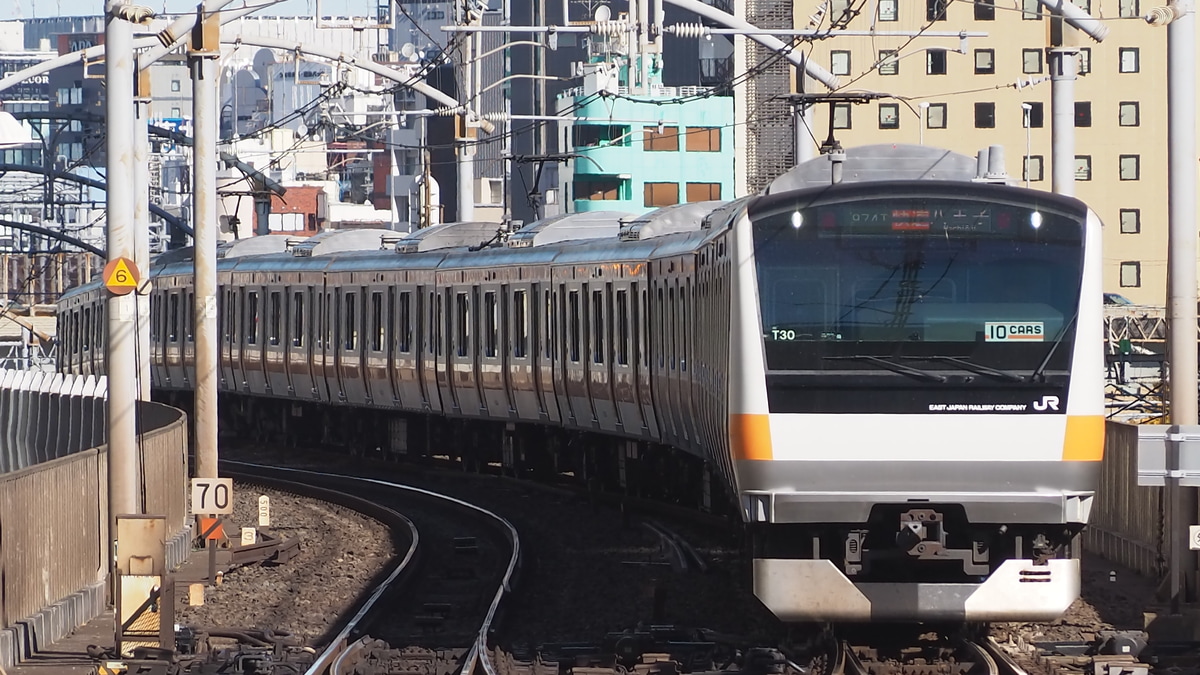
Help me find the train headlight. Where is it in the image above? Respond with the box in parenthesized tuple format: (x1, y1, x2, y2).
(791, 211, 804, 229)
(1030, 211, 1043, 229)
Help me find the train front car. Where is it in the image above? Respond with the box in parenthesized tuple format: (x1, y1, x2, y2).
(728, 181, 1104, 623)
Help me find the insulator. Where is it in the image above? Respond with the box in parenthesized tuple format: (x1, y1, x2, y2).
(1145, 5, 1180, 25)
(432, 106, 464, 117)
(480, 112, 509, 122)
(665, 22, 708, 38)
(591, 20, 631, 36)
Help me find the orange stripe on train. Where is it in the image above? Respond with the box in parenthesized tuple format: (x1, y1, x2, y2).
(730, 413, 773, 461)
(1062, 415, 1105, 461)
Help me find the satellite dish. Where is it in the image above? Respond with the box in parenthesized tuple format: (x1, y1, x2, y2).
(401, 43, 417, 61)
(594, 5, 611, 22)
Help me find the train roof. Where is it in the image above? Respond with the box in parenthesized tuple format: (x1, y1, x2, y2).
(506, 210, 634, 248)
(394, 221, 505, 253)
(618, 201, 723, 241)
(289, 228, 400, 257)
(217, 236, 291, 258)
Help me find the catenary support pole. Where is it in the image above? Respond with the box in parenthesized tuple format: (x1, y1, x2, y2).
(133, 61, 151, 401)
(1048, 45, 1077, 197)
(1166, 0, 1198, 611)
(105, 0, 141, 543)
(191, 9, 220, 479)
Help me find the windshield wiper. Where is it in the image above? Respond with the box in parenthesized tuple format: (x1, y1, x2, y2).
(823, 355, 947, 383)
(900, 356, 1024, 383)
(1030, 309, 1080, 382)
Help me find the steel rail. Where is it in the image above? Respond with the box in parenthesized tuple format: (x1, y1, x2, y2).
(227, 461, 520, 675)
(981, 637, 1031, 675)
(221, 463, 422, 675)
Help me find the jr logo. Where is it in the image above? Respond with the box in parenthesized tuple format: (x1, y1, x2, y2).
(1032, 395, 1061, 411)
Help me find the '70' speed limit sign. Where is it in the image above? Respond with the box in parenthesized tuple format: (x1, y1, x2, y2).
(191, 478, 234, 515)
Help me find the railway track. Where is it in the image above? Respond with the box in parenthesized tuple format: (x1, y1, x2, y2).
(807, 631, 1029, 675)
(224, 461, 520, 675)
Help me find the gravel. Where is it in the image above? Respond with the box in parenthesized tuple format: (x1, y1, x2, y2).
(174, 483, 394, 646)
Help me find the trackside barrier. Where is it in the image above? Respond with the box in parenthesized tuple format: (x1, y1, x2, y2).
(0, 372, 190, 671)
(1085, 421, 1165, 578)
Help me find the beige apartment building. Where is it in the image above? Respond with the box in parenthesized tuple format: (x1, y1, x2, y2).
(796, 0, 1168, 304)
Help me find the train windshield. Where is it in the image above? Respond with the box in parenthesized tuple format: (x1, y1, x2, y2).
(752, 194, 1085, 375)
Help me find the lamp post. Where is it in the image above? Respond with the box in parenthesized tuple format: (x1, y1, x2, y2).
(1021, 103, 1033, 188)
(918, 101, 929, 145)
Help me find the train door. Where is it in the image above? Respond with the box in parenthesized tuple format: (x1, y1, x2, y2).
(418, 285, 440, 413)
(264, 286, 287, 396)
(533, 284, 560, 424)
(316, 284, 334, 403)
(182, 290, 195, 387)
(612, 282, 644, 437)
(386, 286, 403, 408)
(164, 287, 184, 389)
(286, 286, 311, 398)
(245, 285, 269, 395)
(435, 286, 455, 413)
(553, 282, 572, 425)
(637, 283, 659, 440)
(479, 285, 508, 418)
(586, 282, 617, 432)
(510, 284, 538, 421)
(364, 285, 390, 407)
(679, 276, 698, 448)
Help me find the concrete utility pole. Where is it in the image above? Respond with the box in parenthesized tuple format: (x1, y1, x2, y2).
(457, 7, 478, 222)
(134, 60, 152, 401)
(1167, 0, 1198, 427)
(191, 7, 220, 479)
(1047, 13, 1078, 199)
(105, 0, 141, 530)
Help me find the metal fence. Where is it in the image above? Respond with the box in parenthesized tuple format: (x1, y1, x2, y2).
(1084, 421, 1164, 578)
(0, 372, 189, 670)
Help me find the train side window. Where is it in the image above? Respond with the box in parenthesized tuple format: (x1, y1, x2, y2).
(681, 284, 689, 372)
(344, 292, 358, 351)
(435, 292, 443, 357)
(82, 307, 91, 351)
(544, 289, 553, 359)
(70, 312, 78, 354)
(246, 291, 259, 345)
(150, 295, 159, 342)
(592, 289, 605, 364)
(513, 290, 528, 358)
(96, 305, 104, 349)
(670, 286, 677, 370)
(656, 287, 665, 368)
(169, 293, 179, 342)
(455, 292, 469, 357)
(229, 291, 238, 345)
(186, 293, 195, 342)
(399, 292, 413, 352)
(371, 291, 384, 352)
(616, 289, 629, 366)
(484, 291, 498, 357)
(292, 291, 304, 347)
(269, 292, 281, 346)
(640, 288, 648, 368)
(569, 290, 581, 362)
(314, 292, 323, 349)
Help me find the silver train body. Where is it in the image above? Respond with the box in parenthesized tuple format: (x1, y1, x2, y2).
(58, 177, 1105, 624)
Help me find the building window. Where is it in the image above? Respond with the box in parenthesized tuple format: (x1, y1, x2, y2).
(974, 49, 995, 74)
(1079, 48, 1092, 74)
(927, 0, 949, 20)
(1119, 47, 1140, 73)
(1120, 261, 1141, 287)
(1119, 0, 1139, 17)
(831, 50, 851, 76)
(575, 178, 623, 201)
(644, 182, 679, 207)
(1023, 155, 1044, 182)
(927, 103, 947, 128)
(1075, 0, 1091, 10)
(685, 127, 721, 151)
(1024, 101, 1044, 128)
(1075, 101, 1092, 127)
(1075, 155, 1092, 181)
(643, 125, 679, 151)
(1120, 209, 1140, 234)
(1023, 49, 1043, 74)
(1119, 154, 1140, 180)
(879, 0, 898, 19)
(974, 102, 996, 128)
(878, 50, 899, 75)
(832, 102, 852, 129)
(1022, 0, 1042, 19)
(1119, 101, 1140, 126)
(171, 107, 181, 117)
(686, 183, 721, 202)
(975, 0, 995, 19)
(927, 50, 947, 75)
(171, 79, 181, 92)
(879, 103, 900, 129)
